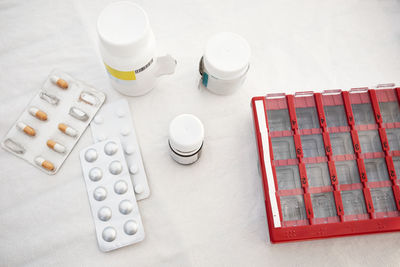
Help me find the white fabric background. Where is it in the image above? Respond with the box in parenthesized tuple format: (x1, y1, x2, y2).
(1, 0, 400, 266)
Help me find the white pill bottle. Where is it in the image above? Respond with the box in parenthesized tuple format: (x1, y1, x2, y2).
(199, 32, 251, 95)
(97, 1, 176, 96)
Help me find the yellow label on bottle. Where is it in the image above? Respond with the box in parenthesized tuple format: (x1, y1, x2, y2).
(104, 64, 136, 81)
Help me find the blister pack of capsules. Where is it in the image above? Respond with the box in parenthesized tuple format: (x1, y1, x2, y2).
(90, 99, 150, 200)
(251, 84, 400, 243)
(80, 138, 145, 252)
(1, 70, 106, 174)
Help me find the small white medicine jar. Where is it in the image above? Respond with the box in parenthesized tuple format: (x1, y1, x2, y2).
(168, 114, 204, 165)
(199, 32, 251, 95)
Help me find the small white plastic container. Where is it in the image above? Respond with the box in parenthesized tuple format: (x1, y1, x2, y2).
(199, 32, 251, 95)
(97, 1, 176, 96)
(168, 114, 204, 165)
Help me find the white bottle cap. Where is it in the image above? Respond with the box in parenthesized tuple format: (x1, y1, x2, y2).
(97, 1, 155, 64)
(203, 32, 251, 80)
(169, 114, 204, 153)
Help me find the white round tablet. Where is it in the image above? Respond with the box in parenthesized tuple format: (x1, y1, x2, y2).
(93, 186, 107, 201)
(102, 226, 117, 242)
(114, 180, 128, 194)
(94, 115, 103, 124)
(134, 184, 144, 194)
(124, 145, 134, 155)
(98, 207, 112, 221)
(89, 167, 103, 182)
(104, 141, 118, 156)
(85, 149, 98, 162)
(129, 164, 138, 174)
(120, 126, 131, 136)
(109, 161, 123, 175)
(96, 133, 107, 142)
(124, 220, 139, 235)
(119, 200, 133, 215)
(116, 108, 125, 117)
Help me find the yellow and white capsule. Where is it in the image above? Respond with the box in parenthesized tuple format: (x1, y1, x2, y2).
(34, 156, 55, 171)
(58, 123, 78, 137)
(16, 122, 36, 136)
(47, 140, 66, 153)
(50, 75, 68, 89)
(29, 107, 47, 121)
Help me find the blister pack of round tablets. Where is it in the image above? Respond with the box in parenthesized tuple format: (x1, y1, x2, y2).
(90, 99, 150, 201)
(80, 138, 145, 252)
(1, 69, 106, 174)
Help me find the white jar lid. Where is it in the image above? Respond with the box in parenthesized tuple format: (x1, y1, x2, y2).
(169, 114, 204, 153)
(97, 1, 154, 59)
(203, 32, 251, 80)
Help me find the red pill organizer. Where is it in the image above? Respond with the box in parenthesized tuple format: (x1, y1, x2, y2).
(251, 84, 400, 243)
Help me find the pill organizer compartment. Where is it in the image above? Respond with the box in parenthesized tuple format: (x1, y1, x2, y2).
(311, 192, 337, 219)
(324, 105, 348, 128)
(379, 102, 400, 123)
(280, 195, 307, 223)
(306, 162, 331, 187)
(1, 70, 105, 174)
(351, 103, 375, 125)
(386, 128, 400, 151)
(335, 160, 361, 185)
(364, 158, 389, 182)
(296, 106, 319, 130)
(266, 109, 291, 132)
(300, 134, 325, 158)
(341, 190, 367, 217)
(358, 130, 382, 153)
(370, 187, 397, 213)
(271, 136, 296, 160)
(376, 89, 400, 124)
(275, 165, 301, 190)
(329, 132, 354, 156)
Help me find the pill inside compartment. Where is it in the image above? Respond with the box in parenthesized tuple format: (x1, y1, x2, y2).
(34, 156, 55, 172)
(58, 123, 78, 137)
(16, 122, 36, 137)
(50, 75, 69, 89)
(47, 140, 66, 154)
(29, 107, 47, 121)
(79, 91, 100, 106)
(69, 107, 89, 121)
